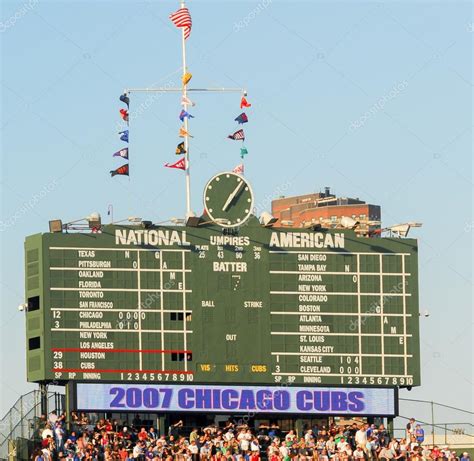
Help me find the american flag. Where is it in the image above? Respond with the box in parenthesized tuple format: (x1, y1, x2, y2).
(169, 7, 192, 40)
(228, 129, 245, 141)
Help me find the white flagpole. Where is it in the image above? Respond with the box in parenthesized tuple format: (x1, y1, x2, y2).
(180, 0, 193, 218)
(126, 5, 246, 219)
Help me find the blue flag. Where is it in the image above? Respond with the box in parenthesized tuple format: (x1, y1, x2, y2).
(113, 148, 129, 159)
(179, 109, 194, 122)
(235, 112, 248, 124)
(119, 130, 129, 143)
(119, 93, 130, 107)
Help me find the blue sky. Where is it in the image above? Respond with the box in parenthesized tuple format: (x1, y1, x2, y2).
(1, 0, 472, 427)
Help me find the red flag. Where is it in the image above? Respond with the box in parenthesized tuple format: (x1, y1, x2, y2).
(165, 157, 186, 170)
(240, 96, 251, 109)
(227, 129, 245, 141)
(232, 164, 244, 175)
(169, 7, 192, 40)
(110, 164, 129, 177)
(119, 108, 129, 121)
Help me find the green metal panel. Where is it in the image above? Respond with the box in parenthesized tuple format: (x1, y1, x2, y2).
(24, 219, 420, 387)
(25, 234, 45, 383)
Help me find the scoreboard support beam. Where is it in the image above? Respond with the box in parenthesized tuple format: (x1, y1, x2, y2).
(295, 419, 304, 438)
(157, 415, 168, 438)
(387, 416, 394, 439)
(39, 383, 48, 416)
(65, 382, 75, 431)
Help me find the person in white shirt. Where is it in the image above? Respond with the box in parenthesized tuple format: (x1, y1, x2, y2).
(279, 443, 288, 459)
(379, 446, 394, 460)
(250, 439, 260, 453)
(41, 448, 51, 461)
(389, 439, 400, 452)
(200, 442, 211, 459)
(240, 438, 250, 453)
(421, 447, 432, 461)
(188, 440, 199, 460)
(48, 412, 58, 426)
(319, 449, 329, 461)
(224, 430, 234, 442)
(337, 439, 352, 456)
(132, 441, 143, 459)
(304, 430, 314, 444)
(406, 418, 416, 438)
(326, 436, 336, 455)
(54, 423, 64, 452)
(41, 425, 53, 440)
(354, 446, 365, 459)
(355, 425, 368, 451)
(337, 438, 348, 451)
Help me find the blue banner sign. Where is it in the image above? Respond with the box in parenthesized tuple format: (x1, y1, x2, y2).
(76, 384, 396, 415)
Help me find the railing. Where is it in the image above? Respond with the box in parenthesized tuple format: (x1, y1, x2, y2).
(394, 424, 473, 447)
(396, 398, 474, 448)
(0, 390, 64, 460)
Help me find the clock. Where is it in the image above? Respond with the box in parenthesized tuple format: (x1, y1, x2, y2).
(203, 172, 254, 227)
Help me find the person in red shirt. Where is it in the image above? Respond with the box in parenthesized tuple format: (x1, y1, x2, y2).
(119, 447, 128, 461)
(250, 452, 260, 461)
(138, 427, 149, 442)
(104, 420, 113, 433)
(41, 436, 51, 449)
(432, 446, 441, 459)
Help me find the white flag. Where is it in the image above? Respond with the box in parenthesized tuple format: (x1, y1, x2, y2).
(181, 95, 195, 106)
(232, 164, 244, 175)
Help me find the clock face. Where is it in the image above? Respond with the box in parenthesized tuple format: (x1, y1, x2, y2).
(203, 172, 254, 228)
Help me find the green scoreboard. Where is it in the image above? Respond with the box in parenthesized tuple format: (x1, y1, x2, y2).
(24, 219, 420, 387)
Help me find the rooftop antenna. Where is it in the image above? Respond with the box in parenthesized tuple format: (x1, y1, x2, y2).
(124, 0, 246, 219)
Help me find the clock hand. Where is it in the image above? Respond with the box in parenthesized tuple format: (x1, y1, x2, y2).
(222, 181, 244, 211)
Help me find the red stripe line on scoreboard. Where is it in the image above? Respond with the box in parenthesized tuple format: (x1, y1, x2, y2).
(51, 348, 191, 354)
(52, 369, 194, 374)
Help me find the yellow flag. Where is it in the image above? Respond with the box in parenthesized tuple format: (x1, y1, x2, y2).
(179, 126, 193, 138)
(182, 72, 192, 86)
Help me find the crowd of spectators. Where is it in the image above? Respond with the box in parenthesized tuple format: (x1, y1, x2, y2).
(32, 412, 472, 461)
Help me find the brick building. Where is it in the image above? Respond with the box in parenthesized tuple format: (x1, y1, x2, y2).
(271, 187, 381, 235)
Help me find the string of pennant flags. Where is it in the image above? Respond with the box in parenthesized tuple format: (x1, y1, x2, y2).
(110, 93, 130, 177)
(110, 5, 251, 178)
(228, 93, 252, 174)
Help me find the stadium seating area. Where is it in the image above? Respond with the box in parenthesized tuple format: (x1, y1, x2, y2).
(31, 412, 471, 461)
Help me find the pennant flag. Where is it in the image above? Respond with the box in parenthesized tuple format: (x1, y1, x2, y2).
(119, 130, 129, 142)
(113, 148, 128, 159)
(233, 164, 244, 175)
(119, 109, 129, 122)
(228, 129, 245, 141)
(181, 95, 195, 106)
(119, 93, 130, 107)
(110, 164, 129, 177)
(182, 72, 192, 86)
(240, 96, 251, 109)
(240, 146, 249, 158)
(169, 7, 192, 40)
(179, 109, 194, 122)
(235, 112, 248, 124)
(165, 157, 186, 170)
(179, 126, 193, 138)
(175, 142, 186, 155)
